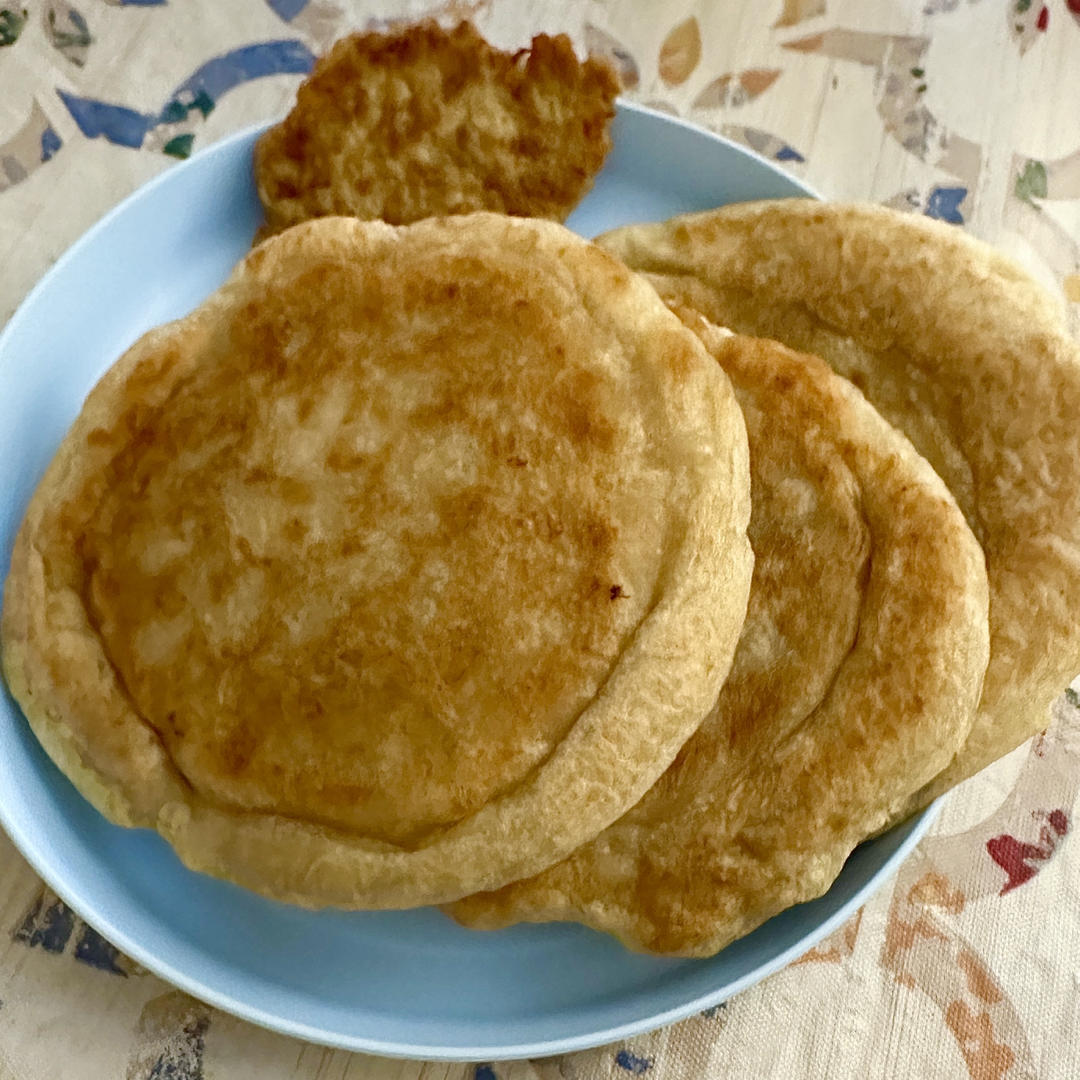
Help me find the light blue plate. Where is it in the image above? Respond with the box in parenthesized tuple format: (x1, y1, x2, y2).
(0, 101, 939, 1060)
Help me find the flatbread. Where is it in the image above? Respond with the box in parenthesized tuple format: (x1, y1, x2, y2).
(598, 200, 1080, 816)
(254, 21, 619, 238)
(1, 213, 753, 909)
(450, 321, 990, 956)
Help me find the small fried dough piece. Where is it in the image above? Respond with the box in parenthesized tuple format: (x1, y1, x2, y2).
(254, 22, 619, 236)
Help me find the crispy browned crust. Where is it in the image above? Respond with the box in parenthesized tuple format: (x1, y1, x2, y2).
(449, 322, 990, 956)
(254, 21, 619, 236)
(1, 214, 752, 910)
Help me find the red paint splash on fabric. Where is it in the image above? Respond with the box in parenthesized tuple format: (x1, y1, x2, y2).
(986, 809, 1069, 894)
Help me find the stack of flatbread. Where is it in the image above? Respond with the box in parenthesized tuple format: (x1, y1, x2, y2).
(4, 21, 1079, 959)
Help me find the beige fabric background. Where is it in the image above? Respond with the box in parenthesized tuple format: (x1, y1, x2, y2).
(1, 2, 1079, 1078)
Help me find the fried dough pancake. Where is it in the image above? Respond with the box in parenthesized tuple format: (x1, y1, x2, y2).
(450, 322, 990, 956)
(598, 201, 1080, 818)
(1, 214, 753, 909)
(254, 22, 619, 237)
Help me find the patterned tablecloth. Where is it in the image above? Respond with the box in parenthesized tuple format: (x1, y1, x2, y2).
(1, 2, 1079, 1078)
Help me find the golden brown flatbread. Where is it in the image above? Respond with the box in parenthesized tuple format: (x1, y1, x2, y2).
(450, 321, 990, 956)
(254, 21, 619, 238)
(1, 213, 754, 909)
(598, 200, 1080, 817)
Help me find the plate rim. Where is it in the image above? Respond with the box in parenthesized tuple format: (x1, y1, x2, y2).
(0, 101, 821, 344)
(0, 98, 937, 1062)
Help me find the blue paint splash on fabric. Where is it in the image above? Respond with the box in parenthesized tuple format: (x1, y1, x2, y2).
(40, 126, 62, 161)
(58, 39, 315, 151)
(266, 0, 309, 20)
(65, 7, 91, 35)
(14, 895, 75, 953)
(74, 924, 129, 975)
(925, 185, 966, 224)
(775, 144, 805, 162)
(615, 1050, 653, 1074)
(57, 90, 153, 147)
(167, 40, 314, 107)
(115, 0, 167, 6)
(14, 892, 131, 973)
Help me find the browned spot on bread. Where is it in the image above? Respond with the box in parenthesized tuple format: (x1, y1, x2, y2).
(221, 724, 258, 777)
